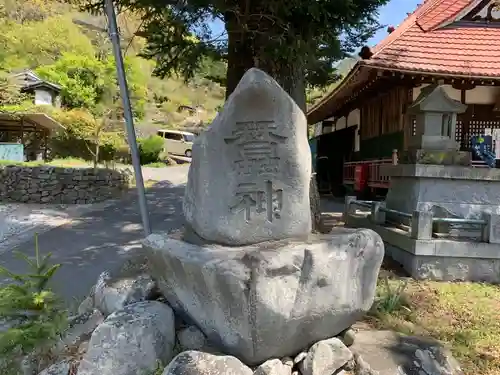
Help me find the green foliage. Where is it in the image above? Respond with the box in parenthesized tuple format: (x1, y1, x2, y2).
(36, 53, 115, 110)
(138, 135, 164, 165)
(0, 233, 67, 375)
(0, 1, 225, 156)
(0, 0, 71, 23)
(372, 276, 411, 315)
(0, 70, 28, 107)
(76, 0, 389, 92)
(0, 15, 95, 69)
(35, 52, 148, 118)
(48, 108, 127, 163)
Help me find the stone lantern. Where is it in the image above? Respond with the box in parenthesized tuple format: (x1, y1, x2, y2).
(408, 84, 467, 151)
(397, 84, 470, 165)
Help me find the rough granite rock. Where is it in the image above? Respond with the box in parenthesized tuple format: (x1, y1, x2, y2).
(143, 227, 384, 365)
(162, 351, 253, 375)
(338, 328, 356, 347)
(178, 325, 208, 351)
(93, 271, 158, 316)
(254, 359, 292, 375)
(77, 295, 94, 315)
(183, 68, 312, 246)
(281, 357, 293, 367)
(61, 309, 104, 348)
(299, 338, 353, 375)
(349, 330, 463, 375)
(77, 301, 175, 375)
(38, 360, 71, 375)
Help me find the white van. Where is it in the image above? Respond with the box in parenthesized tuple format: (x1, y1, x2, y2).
(156, 129, 196, 158)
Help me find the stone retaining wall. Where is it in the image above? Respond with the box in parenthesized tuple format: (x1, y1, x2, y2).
(0, 165, 130, 204)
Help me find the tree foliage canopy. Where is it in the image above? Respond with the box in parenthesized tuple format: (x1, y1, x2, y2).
(75, 0, 389, 91)
(35, 52, 149, 117)
(0, 15, 96, 69)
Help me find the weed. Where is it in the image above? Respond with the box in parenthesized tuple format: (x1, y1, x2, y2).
(372, 276, 411, 315)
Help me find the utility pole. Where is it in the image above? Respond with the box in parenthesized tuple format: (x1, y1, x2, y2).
(104, 0, 151, 236)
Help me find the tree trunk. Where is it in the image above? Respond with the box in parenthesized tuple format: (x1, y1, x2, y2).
(224, 9, 255, 100)
(224, 16, 322, 232)
(94, 143, 99, 171)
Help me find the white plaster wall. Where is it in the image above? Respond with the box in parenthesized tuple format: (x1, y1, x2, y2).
(412, 84, 460, 102)
(34, 89, 54, 106)
(412, 84, 498, 105)
(347, 109, 361, 152)
(347, 109, 359, 127)
(313, 123, 322, 137)
(335, 116, 346, 130)
(466, 86, 500, 104)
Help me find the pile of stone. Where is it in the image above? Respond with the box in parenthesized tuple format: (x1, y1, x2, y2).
(25, 70, 460, 375)
(0, 166, 129, 204)
(35, 267, 461, 375)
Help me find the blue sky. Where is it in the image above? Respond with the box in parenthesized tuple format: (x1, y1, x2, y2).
(369, 0, 421, 45)
(209, 0, 422, 47)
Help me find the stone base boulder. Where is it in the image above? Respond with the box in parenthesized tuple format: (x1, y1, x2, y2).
(142, 228, 384, 365)
(349, 330, 463, 375)
(77, 301, 176, 375)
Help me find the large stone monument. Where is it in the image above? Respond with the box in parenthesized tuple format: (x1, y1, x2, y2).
(183, 68, 312, 245)
(143, 68, 384, 366)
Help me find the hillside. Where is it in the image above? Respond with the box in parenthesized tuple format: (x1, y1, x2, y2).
(0, 0, 226, 134)
(0, 0, 350, 135)
(306, 57, 358, 108)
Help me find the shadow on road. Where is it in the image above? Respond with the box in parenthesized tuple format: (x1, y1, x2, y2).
(0, 182, 348, 306)
(0, 181, 186, 305)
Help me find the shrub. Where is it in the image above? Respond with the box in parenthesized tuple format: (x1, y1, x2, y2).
(0, 234, 68, 375)
(138, 135, 165, 165)
(48, 109, 126, 163)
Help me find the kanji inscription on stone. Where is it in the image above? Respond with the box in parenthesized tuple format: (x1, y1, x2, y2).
(224, 121, 287, 177)
(229, 181, 283, 222)
(183, 68, 312, 245)
(224, 120, 287, 221)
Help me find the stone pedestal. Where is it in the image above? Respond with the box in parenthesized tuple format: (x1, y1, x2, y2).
(382, 164, 500, 220)
(142, 228, 384, 365)
(399, 149, 471, 166)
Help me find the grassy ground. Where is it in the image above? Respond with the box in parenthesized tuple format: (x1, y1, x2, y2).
(367, 259, 500, 375)
(0, 157, 170, 169)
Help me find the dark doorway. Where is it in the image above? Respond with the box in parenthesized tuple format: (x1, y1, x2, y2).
(316, 126, 356, 196)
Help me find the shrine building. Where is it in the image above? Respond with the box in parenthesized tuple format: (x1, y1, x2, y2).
(307, 0, 500, 197)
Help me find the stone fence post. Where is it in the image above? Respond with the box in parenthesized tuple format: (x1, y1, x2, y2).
(370, 201, 386, 224)
(343, 196, 357, 223)
(481, 212, 500, 244)
(392, 149, 398, 165)
(410, 210, 433, 240)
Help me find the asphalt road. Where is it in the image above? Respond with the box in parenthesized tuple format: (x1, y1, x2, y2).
(0, 165, 190, 306)
(0, 164, 344, 307)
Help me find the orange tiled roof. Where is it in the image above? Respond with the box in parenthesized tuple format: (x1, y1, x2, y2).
(365, 0, 500, 78)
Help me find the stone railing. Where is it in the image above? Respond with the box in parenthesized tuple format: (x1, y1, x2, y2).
(344, 196, 500, 244)
(0, 165, 131, 204)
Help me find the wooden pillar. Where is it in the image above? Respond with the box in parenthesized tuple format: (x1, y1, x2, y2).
(460, 89, 469, 150)
(20, 118, 24, 145)
(403, 86, 414, 151)
(43, 130, 48, 160)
